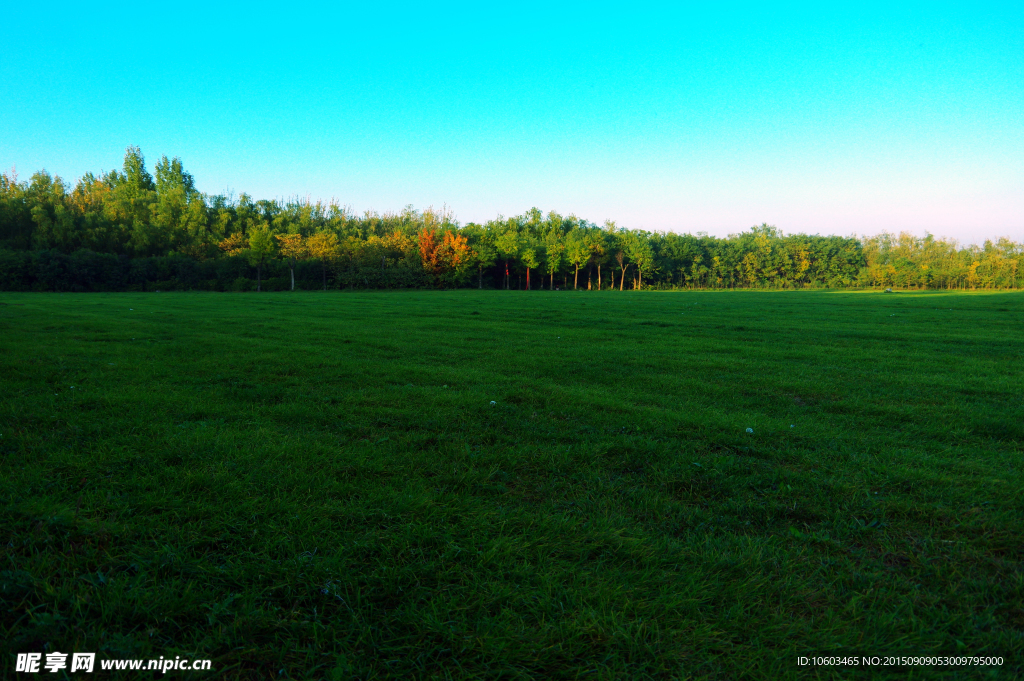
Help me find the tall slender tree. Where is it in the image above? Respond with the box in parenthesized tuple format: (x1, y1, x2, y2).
(275, 233, 308, 291)
(247, 223, 275, 292)
(307, 230, 339, 291)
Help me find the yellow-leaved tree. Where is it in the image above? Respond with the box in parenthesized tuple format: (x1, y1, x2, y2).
(306, 231, 339, 291)
(218, 231, 248, 256)
(275, 233, 308, 291)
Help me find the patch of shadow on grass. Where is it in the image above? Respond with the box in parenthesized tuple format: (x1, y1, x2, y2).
(971, 419, 1024, 443)
(665, 476, 721, 501)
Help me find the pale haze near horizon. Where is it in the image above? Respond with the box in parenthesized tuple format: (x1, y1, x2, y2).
(2, 2, 1021, 245)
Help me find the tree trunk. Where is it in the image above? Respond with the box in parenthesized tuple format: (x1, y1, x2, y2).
(290, 261, 295, 291)
(574, 265, 579, 290)
(257, 263, 262, 292)
(322, 260, 327, 291)
(478, 266, 483, 289)
(505, 260, 510, 289)
(526, 268, 531, 290)
(597, 264, 601, 290)
(620, 265, 628, 291)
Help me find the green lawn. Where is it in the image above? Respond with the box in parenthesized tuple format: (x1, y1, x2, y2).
(1, 290, 1021, 679)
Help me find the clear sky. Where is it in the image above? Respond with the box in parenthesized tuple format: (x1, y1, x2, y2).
(3, 2, 1022, 242)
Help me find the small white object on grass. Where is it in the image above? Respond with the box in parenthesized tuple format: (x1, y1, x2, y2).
(746, 428, 753, 434)
(790, 424, 794, 428)
(490, 401, 496, 406)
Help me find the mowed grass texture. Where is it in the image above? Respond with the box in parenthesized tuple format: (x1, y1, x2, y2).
(1, 290, 1022, 680)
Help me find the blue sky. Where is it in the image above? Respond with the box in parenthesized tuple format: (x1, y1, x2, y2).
(2, 2, 1022, 242)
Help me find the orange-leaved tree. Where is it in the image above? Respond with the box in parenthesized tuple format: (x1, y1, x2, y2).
(418, 228, 473, 286)
(418, 228, 439, 273)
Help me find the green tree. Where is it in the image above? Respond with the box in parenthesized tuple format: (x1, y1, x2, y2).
(152, 156, 209, 258)
(521, 236, 540, 290)
(624, 230, 655, 289)
(565, 229, 590, 290)
(544, 229, 565, 290)
(105, 146, 160, 256)
(494, 223, 521, 290)
(462, 223, 497, 289)
(600, 221, 618, 290)
(0, 168, 35, 250)
(27, 171, 76, 251)
(247, 222, 275, 292)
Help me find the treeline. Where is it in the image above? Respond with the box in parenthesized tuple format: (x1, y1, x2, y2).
(1, 147, 1020, 292)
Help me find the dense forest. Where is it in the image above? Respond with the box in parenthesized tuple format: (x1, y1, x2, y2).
(1, 147, 1020, 292)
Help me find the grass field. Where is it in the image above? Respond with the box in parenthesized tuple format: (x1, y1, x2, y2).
(1, 290, 1022, 679)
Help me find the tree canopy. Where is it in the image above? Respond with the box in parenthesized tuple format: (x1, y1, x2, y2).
(1, 147, 1021, 291)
